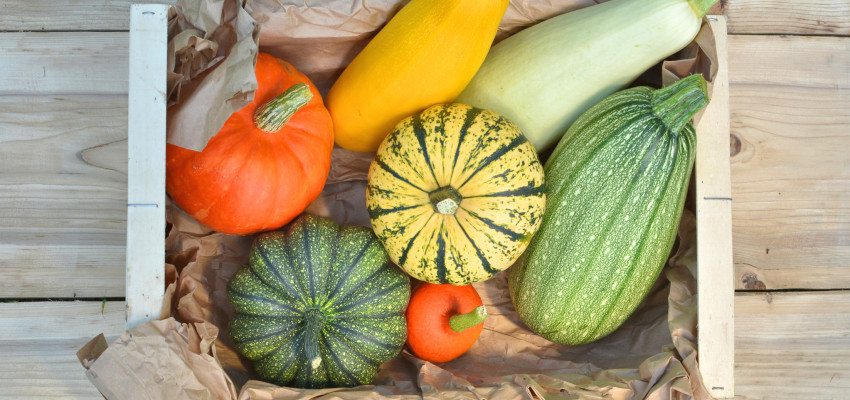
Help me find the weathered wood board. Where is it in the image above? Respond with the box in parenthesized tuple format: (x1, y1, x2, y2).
(729, 34, 850, 290)
(0, 338, 109, 399)
(0, 95, 127, 298)
(734, 291, 850, 399)
(0, 0, 177, 32)
(0, 32, 128, 95)
(722, 0, 850, 35)
(0, 301, 124, 398)
(0, 301, 125, 340)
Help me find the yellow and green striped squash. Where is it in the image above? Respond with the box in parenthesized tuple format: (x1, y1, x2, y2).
(366, 103, 546, 285)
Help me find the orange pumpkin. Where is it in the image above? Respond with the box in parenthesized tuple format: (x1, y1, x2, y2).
(405, 282, 487, 363)
(166, 53, 334, 235)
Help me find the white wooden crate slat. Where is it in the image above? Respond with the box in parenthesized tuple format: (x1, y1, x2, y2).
(125, 4, 169, 329)
(695, 16, 735, 400)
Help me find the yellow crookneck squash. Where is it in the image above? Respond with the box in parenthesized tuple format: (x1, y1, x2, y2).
(326, 0, 510, 153)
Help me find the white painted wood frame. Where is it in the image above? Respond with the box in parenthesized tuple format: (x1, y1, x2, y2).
(125, 4, 169, 329)
(696, 15, 735, 400)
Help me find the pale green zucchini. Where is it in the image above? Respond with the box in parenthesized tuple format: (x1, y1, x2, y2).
(455, 0, 717, 151)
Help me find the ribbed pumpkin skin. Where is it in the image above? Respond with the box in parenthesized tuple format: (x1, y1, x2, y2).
(226, 214, 410, 389)
(508, 86, 697, 346)
(327, 0, 510, 152)
(367, 103, 545, 285)
(166, 53, 333, 235)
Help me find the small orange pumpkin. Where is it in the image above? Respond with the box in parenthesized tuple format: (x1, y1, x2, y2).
(166, 53, 334, 235)
(405, 282, 487, 363)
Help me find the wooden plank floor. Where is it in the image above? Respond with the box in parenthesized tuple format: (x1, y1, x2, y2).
(1, 1, 848, 399)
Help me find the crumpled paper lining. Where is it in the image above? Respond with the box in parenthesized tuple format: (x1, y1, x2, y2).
(83, 1, 719, 399)
(158, 207, 708, 400)
(165, 0, 260, 151)
(78, 319, 239, 400)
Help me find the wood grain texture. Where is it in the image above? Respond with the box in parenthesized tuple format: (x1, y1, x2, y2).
(125, 3, 168, 329)
(0, 95, 127, 298)
(0, 0, 177, 32)
(6, 0, 846, 36)
(694, 16, 734, 400)
(728, 35, 850, 290)
(0, 301, 124, 340)
(0, 0, 134, 32)
(0, 301, 123, 398)
(0, 338, 111, 399)
(0, 32, 128, 95)
(723, 0, 850, 36)
(735, 291, 850, 399)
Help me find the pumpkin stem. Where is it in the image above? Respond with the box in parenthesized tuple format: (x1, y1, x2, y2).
(303, 308, 325, 370)
(449, 305, 487, 333)
(429, 186, 463, 215)
(650, 74, 710, 134)
(254, 83, 313, 133)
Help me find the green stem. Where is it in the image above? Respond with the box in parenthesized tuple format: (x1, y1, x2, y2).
(687, 0, 718, 19)
(428, 186, 463, 215)
(650, 74, 710, 134)
(254, 83, 313, 133)
(303, 309, 326, 371)
(449, 305, 487, 333)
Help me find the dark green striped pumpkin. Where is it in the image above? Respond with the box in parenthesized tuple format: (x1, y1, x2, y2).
(226, 214, 410, 388)
(508, 74, 710, 345)
(366, 103, 546, 285)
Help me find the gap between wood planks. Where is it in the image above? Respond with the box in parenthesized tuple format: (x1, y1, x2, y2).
(0, 29, 129, 33)
(0, 297, 124, 302)
(736, 288, 850, 293)
(730, 32, 850, 38)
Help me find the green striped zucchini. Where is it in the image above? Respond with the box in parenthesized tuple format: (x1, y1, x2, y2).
(508, 75, 710, 345)
(226, 214, 410, 388)
(366, 103, 546, 285)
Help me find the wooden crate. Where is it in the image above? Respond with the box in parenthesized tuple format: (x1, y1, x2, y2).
(125, 4, 735, 399)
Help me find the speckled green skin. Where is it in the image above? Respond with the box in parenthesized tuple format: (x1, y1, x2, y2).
(508, 76, 708, 346)
(226, 214, 410, 389)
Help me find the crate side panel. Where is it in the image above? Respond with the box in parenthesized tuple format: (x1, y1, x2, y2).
(125, 4, 169, 329)
(695, 15, 735, 400)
